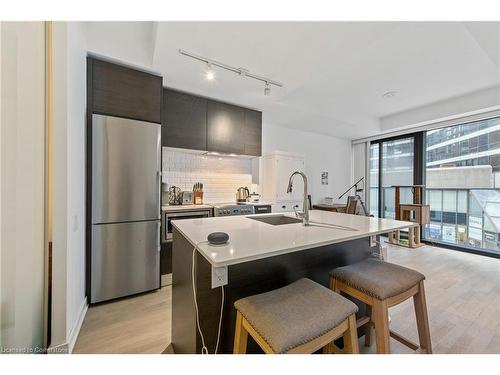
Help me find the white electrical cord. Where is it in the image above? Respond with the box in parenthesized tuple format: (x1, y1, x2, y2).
(215, 284, 224, 354)
(192, 242, 225, 354)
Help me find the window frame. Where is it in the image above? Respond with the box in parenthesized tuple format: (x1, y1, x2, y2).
(369, 122, 500, 259)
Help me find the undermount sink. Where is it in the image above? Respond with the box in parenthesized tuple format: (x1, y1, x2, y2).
(248, 215, 303, 226)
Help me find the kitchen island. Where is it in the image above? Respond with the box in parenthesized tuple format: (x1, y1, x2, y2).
(171, 210, 414, 354)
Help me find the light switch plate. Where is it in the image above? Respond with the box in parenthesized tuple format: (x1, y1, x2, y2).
(211, 266, 228, 288)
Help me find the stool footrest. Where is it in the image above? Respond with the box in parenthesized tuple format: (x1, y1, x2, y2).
(356, 316, 370, 328)
(389, 329, 419, 351)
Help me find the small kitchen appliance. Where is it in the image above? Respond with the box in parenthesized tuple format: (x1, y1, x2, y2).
(182, 191, 194, 205)
(248, 192, 261, 202)
(207, 232, 229, 245)
(169, 186, 182, 205)
(236, 186, 250, 203)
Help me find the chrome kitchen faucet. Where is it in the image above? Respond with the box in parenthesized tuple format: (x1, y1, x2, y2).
(286, 171, 309, 226)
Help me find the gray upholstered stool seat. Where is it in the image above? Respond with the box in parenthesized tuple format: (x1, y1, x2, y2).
(330, 258, 425, 300)
(234, 278, 358, 354)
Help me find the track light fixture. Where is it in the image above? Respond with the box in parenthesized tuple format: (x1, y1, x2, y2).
(264, 82, 271, 96)
(179, 49, 283, 96)
(205, 63, 215, 80)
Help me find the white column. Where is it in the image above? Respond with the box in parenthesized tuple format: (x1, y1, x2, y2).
(351, 142, 368, 204)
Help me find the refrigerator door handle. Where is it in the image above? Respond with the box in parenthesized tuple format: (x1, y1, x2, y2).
(157, 221, 161, 252)
(157, 170, 161, 219)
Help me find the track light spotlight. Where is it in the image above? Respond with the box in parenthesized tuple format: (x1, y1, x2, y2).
(205, 63, 215, 80)
(264, 82, 271, 96)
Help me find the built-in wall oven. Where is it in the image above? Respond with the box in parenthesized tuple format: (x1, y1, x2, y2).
(162, 208, 212, 243)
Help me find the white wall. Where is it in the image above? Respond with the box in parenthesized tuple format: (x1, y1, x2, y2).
(0, 21, 46, 351)
(65, 21, 87, 352)
(83, 22, 155, 68)
(262, 122, 352, 204)
(51, 21, 87, 353)
(1, 21, 2, 350)
(351, 142, 368, 207)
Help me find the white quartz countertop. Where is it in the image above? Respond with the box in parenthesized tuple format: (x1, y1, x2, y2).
(172, 210, 416, 267)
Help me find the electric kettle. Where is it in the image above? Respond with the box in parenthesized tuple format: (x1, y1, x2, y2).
(236, 186, 250, 203)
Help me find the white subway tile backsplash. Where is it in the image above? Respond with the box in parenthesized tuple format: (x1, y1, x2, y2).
(162, 148, 254, 203)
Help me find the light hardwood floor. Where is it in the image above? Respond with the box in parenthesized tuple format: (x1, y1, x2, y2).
(73, 242, 500, 354)
(364, 242, 500, 354)
(73, 287, 171, 354)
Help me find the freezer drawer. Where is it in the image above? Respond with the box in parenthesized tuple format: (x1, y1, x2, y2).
(92, 114, 161, 224)
(91, 221, 160, 303)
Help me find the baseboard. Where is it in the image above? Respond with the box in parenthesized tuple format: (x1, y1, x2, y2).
(67, 297, 88, 353)
(161, 273, 172, 287)
(48, 297, 88, 354)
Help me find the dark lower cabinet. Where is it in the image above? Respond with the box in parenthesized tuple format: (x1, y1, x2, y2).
(89, 57, 162, 123)
(160, 242, 172, 275)
(207, 100, 245, 155)
(162, 88, 207, 149)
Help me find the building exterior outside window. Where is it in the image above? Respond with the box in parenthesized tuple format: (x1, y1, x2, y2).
(369, 144, 379, 216)
(369, 137, 414, 219)
(424, 117, 500, 253)
(370, 116, 500, 255)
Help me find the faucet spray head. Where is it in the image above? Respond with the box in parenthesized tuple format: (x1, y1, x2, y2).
(286, 178, 293, 193)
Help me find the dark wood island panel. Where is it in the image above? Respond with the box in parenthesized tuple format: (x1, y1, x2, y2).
(171, 227, 374, 354)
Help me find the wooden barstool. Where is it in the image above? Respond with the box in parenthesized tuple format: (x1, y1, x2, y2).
(330, 258, 432, 354)
(233, 278, 359, 354)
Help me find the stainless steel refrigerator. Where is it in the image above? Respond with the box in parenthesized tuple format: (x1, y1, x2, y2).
(91, 114, 161, 303)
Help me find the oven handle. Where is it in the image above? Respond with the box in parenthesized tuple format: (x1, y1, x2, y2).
(166, 210, 211, 218)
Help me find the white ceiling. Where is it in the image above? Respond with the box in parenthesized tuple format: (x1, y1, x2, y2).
(83, 21, 500, 140)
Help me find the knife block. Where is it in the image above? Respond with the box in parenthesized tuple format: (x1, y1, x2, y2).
(193, 191, 204, 205)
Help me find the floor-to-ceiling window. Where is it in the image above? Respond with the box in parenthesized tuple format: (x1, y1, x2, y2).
(381, 137, 415, 218)
(424, 117, 500, 254)
(369, 143, 379, 216)
(370, 135, 416, 219)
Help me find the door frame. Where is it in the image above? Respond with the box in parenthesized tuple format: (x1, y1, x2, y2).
(369, 132, 423, 218)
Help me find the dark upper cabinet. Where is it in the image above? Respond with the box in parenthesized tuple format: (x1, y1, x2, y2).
(207, 100, 246, 155)
(243, 109, 262, 156)
(90, 57, 162, 123)
(162, 89, 207, 150)
(160, 88, 262, 156)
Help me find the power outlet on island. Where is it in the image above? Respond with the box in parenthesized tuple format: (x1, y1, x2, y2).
(211, 266, 228, 288)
